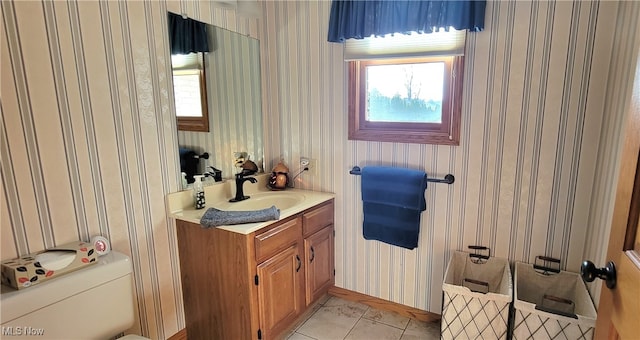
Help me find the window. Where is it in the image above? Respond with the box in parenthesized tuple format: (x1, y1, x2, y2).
(347, 30, 464, 145)
(171, 53, 209, 132)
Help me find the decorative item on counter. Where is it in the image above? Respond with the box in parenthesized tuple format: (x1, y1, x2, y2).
(1, 241, 98, 290)
(193, 175, 206, 209)
(268, 162, 290, 190)
(234, 151, 248, 168)
(90, 235, 111, 256)
(241, 159, 259, 176)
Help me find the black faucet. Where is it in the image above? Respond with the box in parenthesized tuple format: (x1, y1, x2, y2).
(204, 166, 223, 182)
(229, 172, 257, 202)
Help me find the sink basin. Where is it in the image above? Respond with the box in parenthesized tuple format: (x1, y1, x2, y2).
(213, 192, 306, 211)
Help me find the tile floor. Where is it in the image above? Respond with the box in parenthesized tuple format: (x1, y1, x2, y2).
(285, 296, 441, 340)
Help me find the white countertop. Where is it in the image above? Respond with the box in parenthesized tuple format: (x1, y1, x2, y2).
(166, 175, 335, 235)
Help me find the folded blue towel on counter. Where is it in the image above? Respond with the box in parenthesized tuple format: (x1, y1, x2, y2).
(200, 206, 280, 228)
(361, 166, 428, 249)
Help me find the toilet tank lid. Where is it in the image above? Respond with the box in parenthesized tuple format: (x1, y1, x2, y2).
(1, 251, 132, 324)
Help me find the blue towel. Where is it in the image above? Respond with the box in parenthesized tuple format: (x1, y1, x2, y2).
(200, 206, 280, 228)
(361, 166, 427, 249)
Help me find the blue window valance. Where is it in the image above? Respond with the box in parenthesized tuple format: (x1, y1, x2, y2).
(168, 12, 210, 54)
(327, 0, 486, 43)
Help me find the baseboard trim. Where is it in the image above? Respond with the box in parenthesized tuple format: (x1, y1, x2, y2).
(328, 286, 440, 323)
(167, 328, 187, 340)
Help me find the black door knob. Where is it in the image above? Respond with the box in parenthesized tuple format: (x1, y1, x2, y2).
(580, 260, 616, 289)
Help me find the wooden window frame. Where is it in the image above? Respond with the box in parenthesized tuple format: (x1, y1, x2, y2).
(174, 68, 210, 132)
(348, 56, 463, 145)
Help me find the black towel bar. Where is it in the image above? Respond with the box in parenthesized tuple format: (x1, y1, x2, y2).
(349, 166, 455, 184)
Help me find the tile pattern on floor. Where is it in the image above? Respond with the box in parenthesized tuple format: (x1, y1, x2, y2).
(287, 296, 440, 340)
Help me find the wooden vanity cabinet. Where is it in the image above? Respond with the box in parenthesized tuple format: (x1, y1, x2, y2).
(304, 226, 334, 305)
(175, 199, 334, 340)
(256, 243, 304, 339)
(302, 203, 335, 306)
(254, 217, 305, 339)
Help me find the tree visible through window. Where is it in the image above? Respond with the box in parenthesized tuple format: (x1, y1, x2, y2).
(349, 56, 462, 145)
(366, 62, 444, 123)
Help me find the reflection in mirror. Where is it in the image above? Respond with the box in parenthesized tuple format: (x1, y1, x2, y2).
(172, 53, 209, 132)
(168, 13, 264, 184)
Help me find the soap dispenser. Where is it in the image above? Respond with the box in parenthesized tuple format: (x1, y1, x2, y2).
(193, 175, 205, 209)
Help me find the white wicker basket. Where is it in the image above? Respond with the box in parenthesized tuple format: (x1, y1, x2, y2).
(441, 251, 512, 340)
(512, 261, 597, 340)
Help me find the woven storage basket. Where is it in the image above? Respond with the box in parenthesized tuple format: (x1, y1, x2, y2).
(512, 261, 597, 340)
(441, 250, 512, 340)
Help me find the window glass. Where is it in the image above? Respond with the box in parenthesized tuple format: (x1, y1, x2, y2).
(170, 53, 209, 132)
(173, 71, 204, 117)
(366, 62, 444, 123)
(346, 30, 464, 145)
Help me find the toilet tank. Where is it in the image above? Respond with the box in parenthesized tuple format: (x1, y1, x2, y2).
(1, 251, 135, 339)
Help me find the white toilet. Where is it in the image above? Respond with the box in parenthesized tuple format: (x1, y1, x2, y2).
(1, 251, 150, 339)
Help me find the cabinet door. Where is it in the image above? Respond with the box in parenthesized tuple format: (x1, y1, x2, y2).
(257, 243, 304, 339)
(304, 226, 335, 305)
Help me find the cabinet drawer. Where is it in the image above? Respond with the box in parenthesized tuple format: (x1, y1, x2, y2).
(303, 202, 334, 237)
(255, 217, 301, 263)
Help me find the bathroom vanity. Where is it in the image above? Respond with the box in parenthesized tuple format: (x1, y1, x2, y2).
(169, 181, 335, 340)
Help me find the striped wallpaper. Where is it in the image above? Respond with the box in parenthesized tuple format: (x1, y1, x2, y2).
(2, 0, 639, 339)
(258, 0, 638, 314)
(177, 24, 264, 179)
(1, 0, 258, 338)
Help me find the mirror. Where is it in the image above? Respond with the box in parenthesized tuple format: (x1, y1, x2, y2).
(169, 15, 264, 183)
